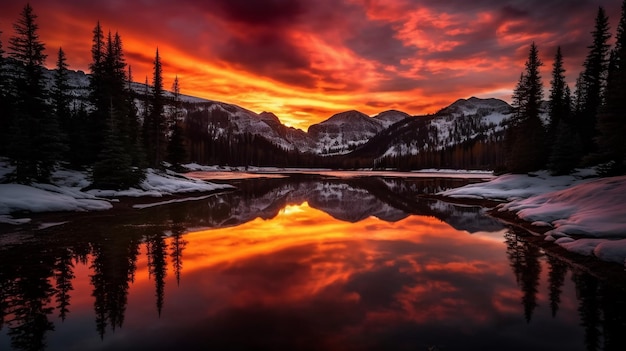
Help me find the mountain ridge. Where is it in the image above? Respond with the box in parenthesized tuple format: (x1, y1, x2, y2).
(39, 65, 514, 166)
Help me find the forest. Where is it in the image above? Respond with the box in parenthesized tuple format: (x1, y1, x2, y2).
(1, 2, 626, 191)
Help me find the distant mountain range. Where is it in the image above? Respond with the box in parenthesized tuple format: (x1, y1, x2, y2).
(44, 67, 518, 168)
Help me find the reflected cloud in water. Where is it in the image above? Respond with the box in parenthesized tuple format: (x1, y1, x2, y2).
(1, 177, 625, 351)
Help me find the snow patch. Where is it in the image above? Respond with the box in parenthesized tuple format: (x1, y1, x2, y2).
(440, 169, 626, 266)
(0, 163, 232, 224)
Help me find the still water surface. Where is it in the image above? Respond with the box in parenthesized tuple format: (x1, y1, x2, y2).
(1, 176, 625, 350)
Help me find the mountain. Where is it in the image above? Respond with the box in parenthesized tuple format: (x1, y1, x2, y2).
(35, 64, 515, 168)
(373, 110, 411, 128)
(306, 109, 412, 156)
(307, 110, 385, 155)
(348, 97, 514, 170)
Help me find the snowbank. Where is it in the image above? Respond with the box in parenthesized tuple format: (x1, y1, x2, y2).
(0, 162, 233, 224)
(439, 170, 595, 201)
(500, 176, 626, 238)
(440, 170, 626, 266)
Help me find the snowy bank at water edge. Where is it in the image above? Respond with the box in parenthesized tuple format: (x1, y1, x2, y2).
(0, 162, 233, 225)
(440, 171, 626, 266)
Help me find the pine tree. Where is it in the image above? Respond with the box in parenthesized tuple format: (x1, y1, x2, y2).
(596, 0, 626, 175)
(144, 48, 166, 168)
(577, 7, 611, 155)
(87, 21, 107, 163)
(7, 4, 63, 183)
(52, 47, 71, 160)
(548, 47, 570, 139)
(91, 106, 137, 190)
(126, 65, 145, 169)
(505, 43, 547, 173)
(167, 75, 187, 170)
(0, 29, 10, 157)
(547, 48, 582, 175)
(90, 30, 145, 189)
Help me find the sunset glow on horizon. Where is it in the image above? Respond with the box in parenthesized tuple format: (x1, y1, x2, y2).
(0, 0, 621, 130)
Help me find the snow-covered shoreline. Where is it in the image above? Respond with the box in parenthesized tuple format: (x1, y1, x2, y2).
(0, 161, 234, 225)
(440, 170, 626, 266)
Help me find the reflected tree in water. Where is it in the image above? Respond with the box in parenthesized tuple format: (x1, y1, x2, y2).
(5, 247, 56, 351)
(53, 247, 75, 322)
(599, 279, 626, 351)
(146, 232, 168, 316)
(504, 231, 542, 323)
(90, 231, 141, 339)
(573, 271, 602, 351)
(169, 212, 188, 287)
(570, 269, 626, 351)
(547, 253, 568, 318)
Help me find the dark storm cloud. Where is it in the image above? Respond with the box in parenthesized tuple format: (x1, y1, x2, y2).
(204, 0, 306, 27)
(218, 31, 317, 87)
(346, 21, 418, 66)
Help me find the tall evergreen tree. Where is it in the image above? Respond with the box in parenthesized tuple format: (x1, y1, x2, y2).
(0, 29, 10, 157)
(577, 7, 611, 155)
(547, 48, 582, 175)
(167, 75, 187, 170)
(597, 0, 626, 174)
(548, 47, 570, 139)
(126, 65, 145, 169)
(90, 30, 144, 189)
(85, 26, 144, 188)
(7, 4, 63, 183)
(52, 47, 71, 159)
(144, 48, 166, 168)
(505, 43, 547, 173)
(87, 21, 107, 163)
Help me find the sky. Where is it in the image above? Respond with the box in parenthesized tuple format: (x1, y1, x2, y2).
(0, 0, 622, 130)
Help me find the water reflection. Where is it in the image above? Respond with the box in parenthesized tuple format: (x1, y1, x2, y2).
(0, 177, 625, 351)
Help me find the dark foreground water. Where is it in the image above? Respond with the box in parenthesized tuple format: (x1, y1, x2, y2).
(1, 176, 625, 351)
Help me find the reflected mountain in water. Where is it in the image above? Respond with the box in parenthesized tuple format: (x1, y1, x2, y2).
(145, 177, 504, 234)
(2, 177, 626, 351)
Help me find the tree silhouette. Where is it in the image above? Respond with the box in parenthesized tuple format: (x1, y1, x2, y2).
(599, 278, 626, 351)
(576, 7, 611, 156)
(572, 270, 602, 351)
(7, 3, 63, 183)
(54, 247, 75, 322)
(546, 254, 568, 318)
(546, 47, 583, 175)
(6, 249, 56, 351)
(505, 43, 547, 173)
(169, 212, 188, 287)
(504, 231, 542, 323)
(167, 75, 187, 171)
(0, 29, 11, 156)
(144, 48, 167, 168)
(90, 31, 144, 189)
(90, 234, 141, 339)
(597, 0, 626, 175)
(146, 232, 168, 316)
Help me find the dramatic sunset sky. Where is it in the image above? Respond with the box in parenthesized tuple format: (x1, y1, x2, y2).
(0, 0, 622, 130)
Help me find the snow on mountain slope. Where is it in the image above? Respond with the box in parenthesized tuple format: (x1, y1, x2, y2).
(36, 65, 517, 159)
(308, 110, 391, 155)
(379, 97, 513, 158)
(190, 102, 311, 151)
(373, 110, 411, 128)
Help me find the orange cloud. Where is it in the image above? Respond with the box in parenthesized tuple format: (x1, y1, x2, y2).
(0, 0, 620, 130)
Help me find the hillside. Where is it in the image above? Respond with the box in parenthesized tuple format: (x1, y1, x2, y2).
(36, 65, 516, 169)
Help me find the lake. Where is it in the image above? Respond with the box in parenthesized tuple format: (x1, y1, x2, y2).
(1, 174, 625, 351)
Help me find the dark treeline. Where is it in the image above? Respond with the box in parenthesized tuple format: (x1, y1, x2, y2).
(506, 3, 626, 175)
(0, 4, 186, 188)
